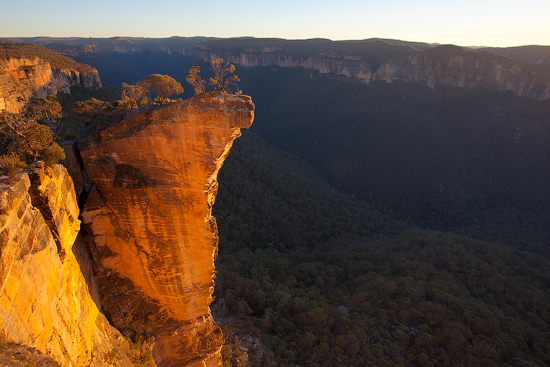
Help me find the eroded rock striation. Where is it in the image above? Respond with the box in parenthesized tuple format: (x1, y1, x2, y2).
(79, 91, 254, 366)
(0, 163, 134, 366)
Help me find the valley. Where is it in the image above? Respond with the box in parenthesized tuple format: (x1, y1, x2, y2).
(1, 37, 549, 366)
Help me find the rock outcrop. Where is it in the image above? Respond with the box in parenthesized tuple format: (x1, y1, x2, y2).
(0, 163, 134, 366)
(0, 56, 101, 113)
(78, 91, 254, 366)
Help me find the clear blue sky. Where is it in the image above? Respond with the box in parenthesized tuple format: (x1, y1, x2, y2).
(1, 0, 548, 47)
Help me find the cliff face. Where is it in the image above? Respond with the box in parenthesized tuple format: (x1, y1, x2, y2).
(373, 45, 550, 100)
(0, 163, 134, 366)
(197, 45, 550, 100)
(0, 57, 101, 113)
(79, 40, 199, 56)
(79, 91, 254, 366)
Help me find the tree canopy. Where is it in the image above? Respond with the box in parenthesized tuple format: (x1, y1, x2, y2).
(0, 97, 66, 177)
(186, 58, 240, 95)
(138, 74, 183, 105)
(208, 58, 240, 93)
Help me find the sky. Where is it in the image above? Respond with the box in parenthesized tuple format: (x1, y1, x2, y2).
(1, 0, 549, 47)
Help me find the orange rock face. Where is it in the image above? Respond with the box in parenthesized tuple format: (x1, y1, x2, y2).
(79, 91, 254, 366)
(0, 163, 135, 367)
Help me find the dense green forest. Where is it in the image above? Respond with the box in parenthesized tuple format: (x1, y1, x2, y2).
(213, 130, 550, 366)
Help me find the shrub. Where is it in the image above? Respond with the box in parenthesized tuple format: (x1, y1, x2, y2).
(0, 154, 26, 179)
(104, 348, 120, 364)
(42, 143, 66, 167)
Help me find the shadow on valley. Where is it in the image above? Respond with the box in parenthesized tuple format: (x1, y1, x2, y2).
(236, 66, 550, 258)
(212, 130, 550, 366)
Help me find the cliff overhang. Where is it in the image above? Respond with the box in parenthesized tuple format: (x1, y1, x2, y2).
(78, 91, 254, 366)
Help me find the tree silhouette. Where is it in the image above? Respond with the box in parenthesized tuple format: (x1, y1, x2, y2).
(121, 82, 145, 109)
(185, 66, 207, 95)
(186, 59, 241, 95)
(138, 74, 183, 106)
(208, 58, 240, 93)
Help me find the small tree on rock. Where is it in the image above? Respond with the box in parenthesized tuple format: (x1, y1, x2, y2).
(27, 95, 63, 123)
(1, 110, 53, 162)
(208, 58, 240, 93)
(0, 99, 66, 170)
(121, 82, 145, 109)
(185, 66, 207, 95)
(138, 74, 183, 106)
(186, 59, 241, 95)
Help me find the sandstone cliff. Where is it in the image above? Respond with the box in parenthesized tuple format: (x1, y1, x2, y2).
(373, 45, 550, 100)
(0, 42, 102, 113)
(197, 44, 550, 100)
(0, 163, 134, 366)
(78, 91, 254, 366)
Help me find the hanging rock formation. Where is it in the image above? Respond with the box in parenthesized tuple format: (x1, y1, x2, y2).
(78, 91, 254, 366)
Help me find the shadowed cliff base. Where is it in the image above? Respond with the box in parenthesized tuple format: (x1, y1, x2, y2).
(77, 91, 254, 366)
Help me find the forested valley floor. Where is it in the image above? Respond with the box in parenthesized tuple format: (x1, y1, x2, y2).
(212, 131, 550, 367)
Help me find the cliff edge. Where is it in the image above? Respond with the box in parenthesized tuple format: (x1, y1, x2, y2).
(79, 91, 254, 366)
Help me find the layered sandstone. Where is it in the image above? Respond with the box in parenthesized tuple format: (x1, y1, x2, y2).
(0, 163, 134, 366)
(198, 44, 550, 100)
(0, 57, 101, 113)
(373, 45, 550, 100)
(79, 91, 254, 366)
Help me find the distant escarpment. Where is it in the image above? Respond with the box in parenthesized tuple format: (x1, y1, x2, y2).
(79, 91, 254, 366)
(0, 42, 101, 113)
(198, 43, 550, 100)
(373, 45, 550, 100)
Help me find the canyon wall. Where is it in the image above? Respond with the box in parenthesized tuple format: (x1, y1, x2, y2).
(78, 91, 254, 366)
(372, 45, 550, 100)
(0, 57, 101, 113)
(0, 163, 134, 366)
(196, 45, 550, 100)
